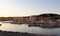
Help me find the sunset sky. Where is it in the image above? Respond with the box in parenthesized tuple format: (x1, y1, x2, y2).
(0, 0, 60, 17)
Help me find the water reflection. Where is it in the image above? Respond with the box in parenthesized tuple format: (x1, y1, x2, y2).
(0, 22, 60, 35)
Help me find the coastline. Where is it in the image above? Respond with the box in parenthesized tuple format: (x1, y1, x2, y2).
(1, 21, 60, 28)
(0, 30, 55, 36)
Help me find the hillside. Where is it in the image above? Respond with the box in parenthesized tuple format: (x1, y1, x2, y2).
(0, 13, 60, 22)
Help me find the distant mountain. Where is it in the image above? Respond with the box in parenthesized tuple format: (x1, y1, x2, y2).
(39, 13, 59, 16)
(34, 13, 60, 19)
(0, 13, 60, 21)
(28, 13, 60, 23)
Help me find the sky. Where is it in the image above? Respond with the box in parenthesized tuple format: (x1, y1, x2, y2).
(0, 0, 60, 17)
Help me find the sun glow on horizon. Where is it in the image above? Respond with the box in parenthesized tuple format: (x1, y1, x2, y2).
(0, 0, 60, 17)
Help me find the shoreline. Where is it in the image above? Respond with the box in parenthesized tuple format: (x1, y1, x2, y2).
(0, 30, 56, 36)
(1, 21, 60, 28)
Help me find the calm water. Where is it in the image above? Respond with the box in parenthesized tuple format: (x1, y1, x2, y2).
(0, 21, 60, 35)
